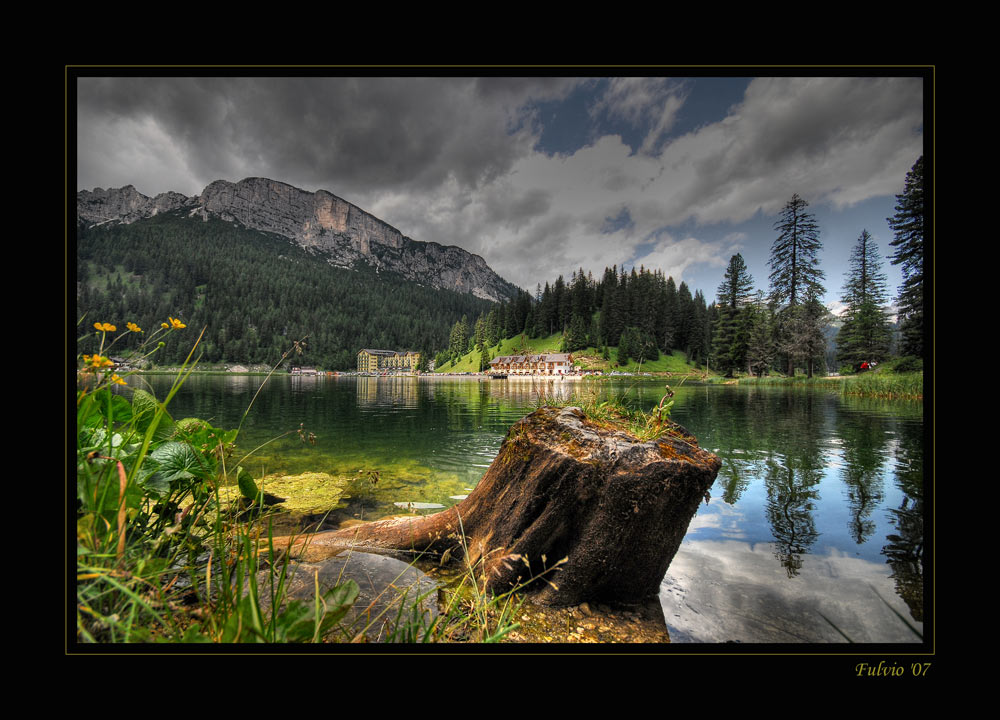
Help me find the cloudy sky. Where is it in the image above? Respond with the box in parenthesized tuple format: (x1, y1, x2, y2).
(75, 72, 926, 311)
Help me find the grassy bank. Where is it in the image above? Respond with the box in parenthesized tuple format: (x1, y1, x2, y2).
(738, 370, 923, 399)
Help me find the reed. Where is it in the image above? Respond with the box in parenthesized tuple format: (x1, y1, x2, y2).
(842, 372, 923, 399)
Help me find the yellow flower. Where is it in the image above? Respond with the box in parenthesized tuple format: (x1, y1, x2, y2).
(127, 322, 142, 333)
(110, 374, 127, 386)
(165, 317, 186, 330)
(93, 322, 117, 332)
(83, 354, 114, 370)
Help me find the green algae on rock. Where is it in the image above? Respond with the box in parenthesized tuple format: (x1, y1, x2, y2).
(218, 472, 352, 515)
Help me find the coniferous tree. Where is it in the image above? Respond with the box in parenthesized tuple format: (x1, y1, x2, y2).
(713, 253, 756, 377)
(661, 276, 677, 352)
(780, 297, 828, 377)
(561, 313, 589, 353)
(746, 292, 776, 377)
(769, 194, 825, 308)
(689, 291, 711, 367)
(768, 194, 826, 375)
(836, 230, 892, 369)
(474, 314, 487, 352)
(887, 156, 924, 358)
(449, 315, 469, 363)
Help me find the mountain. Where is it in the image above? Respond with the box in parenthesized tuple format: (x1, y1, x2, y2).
(76, 210, 501, 370)
(77, 177, 519, 303)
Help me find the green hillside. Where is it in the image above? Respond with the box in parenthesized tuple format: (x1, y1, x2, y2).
(434, 333, 706, 376)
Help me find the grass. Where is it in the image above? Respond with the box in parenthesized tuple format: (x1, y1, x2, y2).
(435, 333, 707, 377)
(75, 318, 359, 644)
(737, 369, 923, 399)
(376, 517, 566, 643)
(525, 373, 680, 442)
(841, 371, 922, 399)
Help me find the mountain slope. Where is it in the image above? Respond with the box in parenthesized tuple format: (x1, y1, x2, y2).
(78, 177, 519, 303)
(76, 211, 498, 370)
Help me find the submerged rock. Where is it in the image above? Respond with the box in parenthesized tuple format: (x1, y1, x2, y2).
(219, 472, 352, 516)
(256, 549, 439, 642)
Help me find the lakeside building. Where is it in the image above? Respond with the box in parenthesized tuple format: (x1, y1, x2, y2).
(489, 353, 573, 376)
(357, 349, 421, 374)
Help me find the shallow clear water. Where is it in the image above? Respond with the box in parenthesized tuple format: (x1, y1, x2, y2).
(129, 374, 925, 644)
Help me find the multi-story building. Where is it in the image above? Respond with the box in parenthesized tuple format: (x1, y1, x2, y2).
(357, 349, 421, 374)
(489, 353, 574, 376)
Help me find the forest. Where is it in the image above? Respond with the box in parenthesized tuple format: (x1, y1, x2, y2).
(76, 212, 497, 369)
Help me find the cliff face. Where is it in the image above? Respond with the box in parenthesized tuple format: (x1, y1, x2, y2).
(77, 185, 194, 225)
(77, 177, 518, 302)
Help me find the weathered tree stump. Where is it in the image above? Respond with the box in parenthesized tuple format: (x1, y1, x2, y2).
(300, 406, 721, 606)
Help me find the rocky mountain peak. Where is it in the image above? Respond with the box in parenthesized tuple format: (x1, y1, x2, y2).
(77, 178, 519, 302)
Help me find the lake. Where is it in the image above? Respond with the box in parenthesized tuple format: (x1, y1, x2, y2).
(128, 373, 925, 644)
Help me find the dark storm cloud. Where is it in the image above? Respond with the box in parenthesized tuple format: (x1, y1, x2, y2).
(76, 74, 924, 294)
(77, 76, 583, 200)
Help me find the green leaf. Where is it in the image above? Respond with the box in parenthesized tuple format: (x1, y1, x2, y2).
(274, 580, 360, 642)
(236, 466, 261, 502)
(179, 624, 213, 643)
(131, 388, 173, 437)
(147, 441, 204, 491)
(105, 393, 133, 423)
(320, 580, 360, 627)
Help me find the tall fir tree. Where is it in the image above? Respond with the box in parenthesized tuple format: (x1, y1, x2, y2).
(836, 230, 892, 368)
(887, 156, 924, 358)
(768, 194, 826, 375)
(769, 194, 825, 307)
(713, 253, 755, 377)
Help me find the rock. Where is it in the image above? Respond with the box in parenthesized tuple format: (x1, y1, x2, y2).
(255, 550, 439, 643)
(297, 405, 722, 607)
(77, 178, 517, 302)
(77, 185, 194, 225)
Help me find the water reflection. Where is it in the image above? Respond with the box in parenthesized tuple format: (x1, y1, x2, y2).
(122, 374, 925, 642)
(883, 419, 924, 622)
(661, 534, 922, 643)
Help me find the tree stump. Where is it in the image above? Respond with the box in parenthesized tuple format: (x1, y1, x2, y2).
(301, 406, 721, 606)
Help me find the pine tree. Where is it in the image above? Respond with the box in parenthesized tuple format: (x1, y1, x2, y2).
(780, 298, 828, 377)
(746, 292, 775, 377)
(836, 230, 892, 369)
(768, 194, 826, 375)
(769, 194, 825, 308)
(713, 253, 756, 377)
(887, 156, 924, 358)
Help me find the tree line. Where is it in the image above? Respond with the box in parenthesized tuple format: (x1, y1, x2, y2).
(441, 155, 925, 378)
(712, 156, 924, 377)
(77, 212, 496, 370)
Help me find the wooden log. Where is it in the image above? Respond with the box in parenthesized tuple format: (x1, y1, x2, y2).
(301, 405, 721, 606)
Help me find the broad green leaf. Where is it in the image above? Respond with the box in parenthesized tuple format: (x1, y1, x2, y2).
(148, 441, 204, 488)
(131, 388, 174, 437)
(99, 392, 133, 423)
